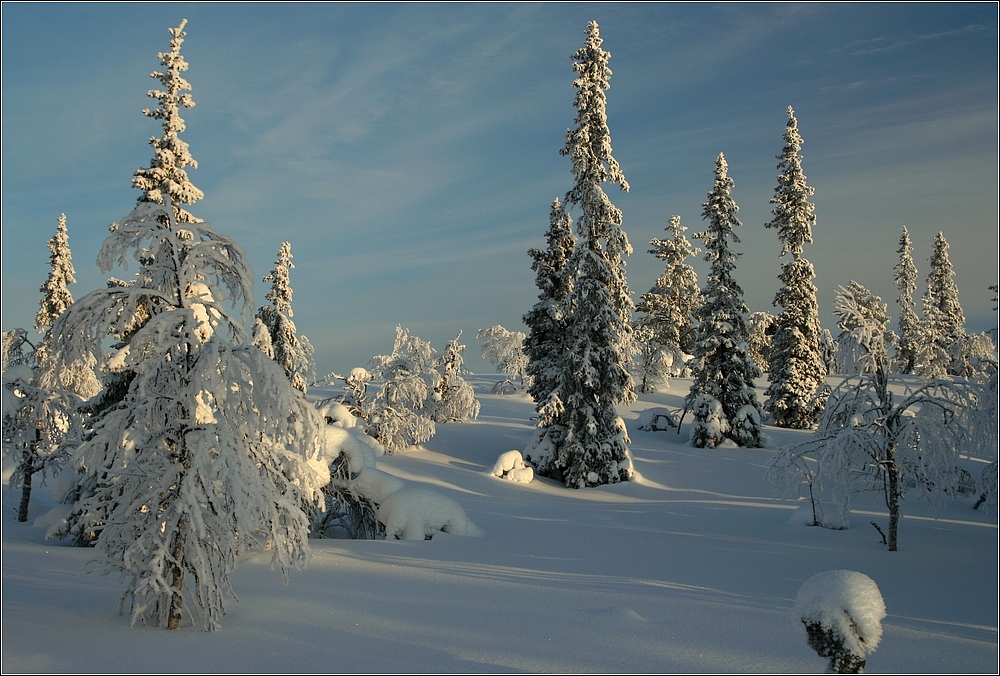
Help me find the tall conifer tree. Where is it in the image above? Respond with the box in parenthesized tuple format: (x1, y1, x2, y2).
(257, 242, 314, 393)
(917, 232, 966, 378)
(526, 21, 635, 487)
(893, 226, 920, 374)
(686, 154, 765, 448)
(763, 107, 826, 429)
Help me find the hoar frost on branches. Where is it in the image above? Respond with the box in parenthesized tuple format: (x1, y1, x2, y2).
(685, 154, 765, 449)
(432, 331, 480, 423)
(477, 325, 529, 393)
(763, 107, 827, 429)
(769, 281, 981, 551)
(47, 198, 329, 630)
(633, 214, 702, 392)
(368, 326, 439, 453)
(526, 21, 636, 488)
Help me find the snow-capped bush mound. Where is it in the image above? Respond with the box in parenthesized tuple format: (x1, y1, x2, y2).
(378, 487, 484, 540)
(489, 450, 534, 483)
(794, 570, 886, 673)
(637, 407, 679, 432)
(353, 467, 406, 504)
(318, 401, 360, 429)
(323, 426, 380, 475)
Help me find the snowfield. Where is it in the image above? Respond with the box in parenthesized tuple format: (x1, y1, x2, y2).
(2, 374, 997, 673)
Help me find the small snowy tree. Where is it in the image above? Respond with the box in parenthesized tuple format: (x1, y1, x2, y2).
(523, 198, 575, 462)
(769, 282, 979, 550)
(432, 331, 480, 423)
(916, 232, 966, 379)
(764, 107, 827, 429)
(47, 199, 328, 629)
(368, 326, 439, 452)
(2, 366, 81, 522)
(2, 329, 37, 377)
(686, 153, 765, 448)
(893, 226, 920, 374)
(530, 21, 636, 488)
(477, 324, 529, 392)
(257, 241, 315, 393)
(131, 19, 204, 224)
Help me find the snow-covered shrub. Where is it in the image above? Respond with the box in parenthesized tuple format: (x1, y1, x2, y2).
(368, 326, 438, 452)
(432, 332, 480, 423)
(794, 570, 885, 674)
(378, 487, 484, 540)
(477, 325, 529, 392)
(689, 394, 728, 449)
(489, 450, 534, 483)
(636, 407, 679, 432)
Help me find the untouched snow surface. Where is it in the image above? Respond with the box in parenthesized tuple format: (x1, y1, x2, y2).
(2, 374, 997, 673)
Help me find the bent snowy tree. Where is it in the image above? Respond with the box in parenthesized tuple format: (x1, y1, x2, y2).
(49, 200, 329, 630)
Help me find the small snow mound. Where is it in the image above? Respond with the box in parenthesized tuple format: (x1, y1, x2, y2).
(637, 407, 679, 432)
(489, 450, 534, 483)
(353, 467, 406, 504)
(318, 401, 360, 429)
(378, 487, 484, 540)
(794, 569, 886, 658)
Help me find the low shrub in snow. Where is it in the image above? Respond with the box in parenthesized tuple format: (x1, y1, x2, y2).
(489, 450, 534, 483)
(794, 570, 885, 674)
(378, 487, 484, 540)
(636, 407, 679, 432)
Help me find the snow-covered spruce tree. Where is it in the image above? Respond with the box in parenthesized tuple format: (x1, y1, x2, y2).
(686, 154, 765, 449)
(32, 214, 102, 398)
(893, 226, 920, 374)
(132, 19, 204, 224)
(769, 282, 978, 550)
(432, 331, 480, 423)
(916, 232, 966, 379)
(531, 21, 636, 488)
(477, 325, 530, 393)
(368, 326, 439, 452)
(522, 198, 575, 467)
(633, 214, 702, 391)
(764, 107, 827, 429)
(47, 199, 328, 630)
(257, 241, 315, 393)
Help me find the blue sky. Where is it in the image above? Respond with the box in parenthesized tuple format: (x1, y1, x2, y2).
(2, 3, 997, 376)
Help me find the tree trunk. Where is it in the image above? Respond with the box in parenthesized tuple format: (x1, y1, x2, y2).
(167, 517, 187, 630)
(886, 445, 900, 552)
(17, 468, 33, 523)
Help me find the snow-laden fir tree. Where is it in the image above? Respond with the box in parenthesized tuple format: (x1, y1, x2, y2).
(763, 107, 827, 429)
(432, 331, 480, 423)
(368, 326, 439, 452)
(893, 226, 920, 374)
(132, 19, 204, 224)
(523, 198, 575, 466)
(257, 241, 315, 393)
(686, 153, 765, 449)
(633, 214, 702, 391)
(916, 232, 966, 379)
(47, 199, 329, 630)
(769, 281, 979, 551)
(528, 21, 636, 488)
(476, 324, 529, 393)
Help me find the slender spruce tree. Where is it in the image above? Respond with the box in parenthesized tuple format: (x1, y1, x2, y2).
(764, 107, 826, 429)
(686, 154, 765, 449)
(527, 21, 636, 487)
(893, 226, 920, 374)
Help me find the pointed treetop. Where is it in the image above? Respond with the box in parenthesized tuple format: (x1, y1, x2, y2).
(132, 18, 204, 224)
(35, 213, 76, 334)
(766, 106, 816, 259)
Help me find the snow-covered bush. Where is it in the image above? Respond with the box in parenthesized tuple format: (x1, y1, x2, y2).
(432, 332, 480, 423)
(489, 450, 534, 483)
(368, 326, 439, 452)
(689, 394, 728, 449)
(378, 487, 483, 540)
(637, 407, 679, 432)
(477, 325, 529, 392)
(794, 570, 885, 674)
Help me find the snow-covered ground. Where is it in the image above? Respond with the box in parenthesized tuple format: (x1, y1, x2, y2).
(2, 375, 997, 673)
